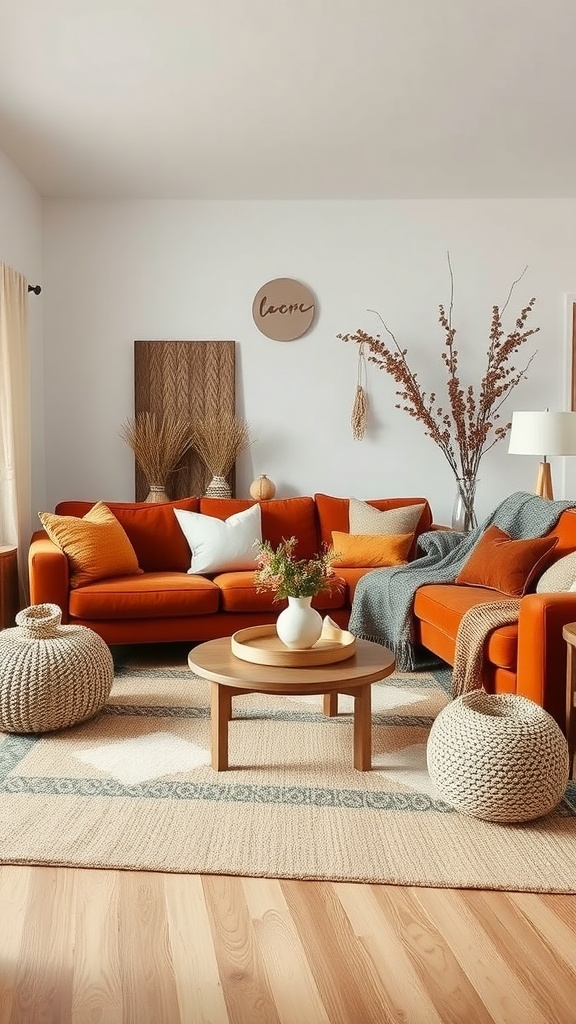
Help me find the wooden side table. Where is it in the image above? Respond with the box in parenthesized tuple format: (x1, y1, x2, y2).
(562, 623, 576, 780)
(0, 545, 19, 630)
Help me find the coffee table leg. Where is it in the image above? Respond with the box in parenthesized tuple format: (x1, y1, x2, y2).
(211, 682, 232, 771)
(323, 692, 339, 717)
(353, 683, 372, 771)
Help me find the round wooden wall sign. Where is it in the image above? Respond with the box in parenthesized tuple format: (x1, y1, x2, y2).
(252, 278, 316, 341)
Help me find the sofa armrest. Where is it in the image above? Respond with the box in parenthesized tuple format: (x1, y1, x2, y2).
(517, 592, 576, 730)
(28, 530, 70, 621)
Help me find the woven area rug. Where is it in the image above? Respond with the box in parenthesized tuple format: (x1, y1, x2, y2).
(0, 646, 575, 892)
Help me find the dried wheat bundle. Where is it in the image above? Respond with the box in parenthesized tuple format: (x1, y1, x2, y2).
(190, 414, 252, 476)
(351, 342, 368, 440)
(351, 385, 368, 440)
(120, 412, 193, 485)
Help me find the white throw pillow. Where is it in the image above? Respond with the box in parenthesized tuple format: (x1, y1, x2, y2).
(349, 497, 425, 535)
(536, 550, 576, 593)
(174, 504, 262, 574)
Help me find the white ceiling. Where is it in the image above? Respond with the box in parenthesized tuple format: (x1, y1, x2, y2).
(1, 0, 576, 200)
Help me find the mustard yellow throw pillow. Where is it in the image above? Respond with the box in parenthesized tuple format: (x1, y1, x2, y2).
(331, 531, 414, 568)
(39, 501, 142, 588)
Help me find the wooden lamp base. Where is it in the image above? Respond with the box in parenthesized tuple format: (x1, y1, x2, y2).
(535, 461, 554, 500)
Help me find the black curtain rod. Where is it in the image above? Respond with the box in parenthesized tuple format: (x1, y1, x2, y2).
(28, 284, 41, 295)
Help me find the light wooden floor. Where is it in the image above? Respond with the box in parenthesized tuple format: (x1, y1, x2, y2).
(0, 865, 575, 1024)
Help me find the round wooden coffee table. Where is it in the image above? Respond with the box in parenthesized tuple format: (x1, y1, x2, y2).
(188, 636, 395, 771)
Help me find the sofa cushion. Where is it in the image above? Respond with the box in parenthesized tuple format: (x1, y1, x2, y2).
(414, 584, 518, 671)
(536, 550, 576, 593)
(455, 525, 558, 597)
(174, 505, 262, 573)
(68, 571, 220, 620)
(55, 498, 200, 572)
(348, 498, 426, 535)
(314, 494, 432, 550)
(540, 508, 576, 561)
(327, 567, 362, 602)
(214, 571, 347, 613)
(39, 502, 142, 588)
(200, 496, 320, 559)
(330, 531, 414, 567)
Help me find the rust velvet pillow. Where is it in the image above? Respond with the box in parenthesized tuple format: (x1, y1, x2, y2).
(455, 525, 558, 596)
(39, 501, 142, 588)
(330, 531, 414, 568)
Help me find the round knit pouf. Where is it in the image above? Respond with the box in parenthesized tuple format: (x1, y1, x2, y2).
(0, 603, 114, 734)
(427, 690, 569, 822)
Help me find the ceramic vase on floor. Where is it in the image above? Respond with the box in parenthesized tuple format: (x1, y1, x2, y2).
(276, 596, 322, 650)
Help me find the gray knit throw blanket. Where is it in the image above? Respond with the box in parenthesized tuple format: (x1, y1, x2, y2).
(349, 490, 576, 671)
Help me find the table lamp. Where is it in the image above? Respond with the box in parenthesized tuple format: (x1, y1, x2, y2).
(508, 410, 576, 499)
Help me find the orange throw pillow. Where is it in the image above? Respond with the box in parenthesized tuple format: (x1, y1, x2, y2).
(39, 501, 142, 588)
(455, 525, 558, 596)
(330, 531, 414, 568)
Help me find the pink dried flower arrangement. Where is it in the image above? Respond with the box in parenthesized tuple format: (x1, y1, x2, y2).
(254, 537, 341, 601)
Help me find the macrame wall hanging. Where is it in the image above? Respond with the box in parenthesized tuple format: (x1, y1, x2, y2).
(350, 341, 368, 440)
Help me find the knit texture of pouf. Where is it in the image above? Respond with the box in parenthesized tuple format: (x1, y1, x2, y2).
(0, 603, 114, 734)
(427, 690, 569, 822)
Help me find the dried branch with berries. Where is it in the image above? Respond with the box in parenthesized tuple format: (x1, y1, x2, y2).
(338, 258, 539, 523)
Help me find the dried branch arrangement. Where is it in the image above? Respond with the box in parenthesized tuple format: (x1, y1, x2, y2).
(190, 414, 252, 476)
(338, 257, 540, 487)
(119, 412, 193, 487)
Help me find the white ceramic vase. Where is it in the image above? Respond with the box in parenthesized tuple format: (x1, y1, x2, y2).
(276, 596, 322, 650)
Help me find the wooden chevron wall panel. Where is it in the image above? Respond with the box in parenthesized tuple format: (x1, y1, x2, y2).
(134, 340, 236, 500)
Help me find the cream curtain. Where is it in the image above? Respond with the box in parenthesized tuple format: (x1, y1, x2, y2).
(0, 264, 31, 604)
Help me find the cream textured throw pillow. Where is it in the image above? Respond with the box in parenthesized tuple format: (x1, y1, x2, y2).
(536, 550, 576, 593)
(348, 498, 425, 535)
(174, 504, 262, 574)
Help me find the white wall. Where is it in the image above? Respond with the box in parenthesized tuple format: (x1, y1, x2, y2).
(41, 199, 576, 526)
(0, 149, 43, 537)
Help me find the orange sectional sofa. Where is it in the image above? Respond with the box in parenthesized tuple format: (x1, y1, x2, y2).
(28, 493, 576, 729)
(28, 494, 433, 646)
(413, 508, 576, 728)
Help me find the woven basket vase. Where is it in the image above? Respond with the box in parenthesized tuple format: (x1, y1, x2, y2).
(427, 690, 569, 823)
(0, 604, 114, 734)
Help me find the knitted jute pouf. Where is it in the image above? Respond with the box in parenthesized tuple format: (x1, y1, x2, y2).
(427, 690, 569, 822)
(0, 603, 114, 734)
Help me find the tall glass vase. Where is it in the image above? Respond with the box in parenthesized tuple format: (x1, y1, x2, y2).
(452, 476, 479, 533)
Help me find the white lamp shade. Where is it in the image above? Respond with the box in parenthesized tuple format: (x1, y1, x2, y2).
(508, 411, 576, 457)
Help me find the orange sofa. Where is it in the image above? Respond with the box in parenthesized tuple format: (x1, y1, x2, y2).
(29, 493, 576, 729)
(412, 508, 576, 729)
(28, 493, 433, 646)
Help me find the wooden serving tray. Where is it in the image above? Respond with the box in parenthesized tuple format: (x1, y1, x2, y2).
(230, 620, 357, 667)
